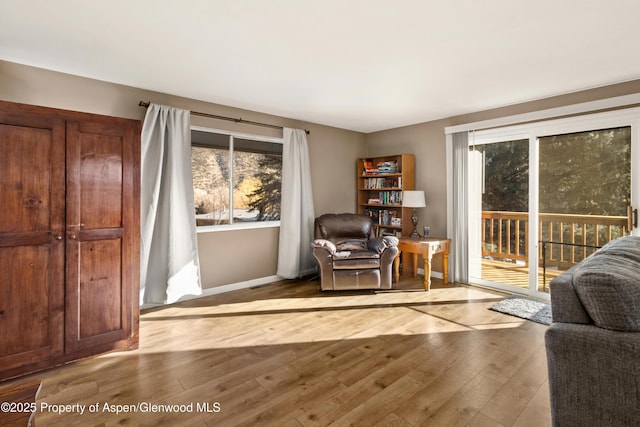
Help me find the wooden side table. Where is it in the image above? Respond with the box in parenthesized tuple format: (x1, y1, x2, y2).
(394, 237, 451, 291)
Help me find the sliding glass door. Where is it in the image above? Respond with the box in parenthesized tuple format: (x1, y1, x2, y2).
(467, 110, 638, 297)
(469, 137, 531, 293)
(537, 127, 631, 293)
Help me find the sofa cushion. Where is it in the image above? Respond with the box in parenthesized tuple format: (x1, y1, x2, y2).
(591, 235, 640, 264)
(572, 236, 640, 332)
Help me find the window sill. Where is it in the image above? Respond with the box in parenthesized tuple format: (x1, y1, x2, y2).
(196, 221, 280, 234)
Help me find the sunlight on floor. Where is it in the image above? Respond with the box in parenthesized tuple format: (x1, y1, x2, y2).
(34, 279, 551, 427)
(129, 283, 523, 353)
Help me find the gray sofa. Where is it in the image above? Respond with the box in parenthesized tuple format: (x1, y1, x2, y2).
(311, 213, 399, 291)
(545, 235, 640, 427)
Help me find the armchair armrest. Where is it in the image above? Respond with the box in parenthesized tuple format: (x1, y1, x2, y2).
(367, 236, 399, 253)
(312, 239, 336, 254)
(311, 239, 337, 291)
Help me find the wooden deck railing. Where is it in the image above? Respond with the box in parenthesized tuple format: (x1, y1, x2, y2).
(481, 211, 628, 267)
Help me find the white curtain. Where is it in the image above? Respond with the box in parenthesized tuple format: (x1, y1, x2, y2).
(140, 103, 202, 305)
(277, 128, 316, 278)
(451, 131, 470, 283)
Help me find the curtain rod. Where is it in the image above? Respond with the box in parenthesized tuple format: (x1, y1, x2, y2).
(139, 101, 310, 134)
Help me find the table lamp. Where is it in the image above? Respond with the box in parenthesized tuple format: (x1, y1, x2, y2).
(402, 190, 426, 238)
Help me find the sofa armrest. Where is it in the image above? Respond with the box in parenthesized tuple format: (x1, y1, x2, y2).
(549, 269, 592, 324)
(545, 322, 640, 426)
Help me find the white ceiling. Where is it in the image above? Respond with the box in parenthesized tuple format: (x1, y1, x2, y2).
(2, 1, 640, 133)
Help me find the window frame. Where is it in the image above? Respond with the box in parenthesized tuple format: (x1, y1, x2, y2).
(191, 125, 283, 233)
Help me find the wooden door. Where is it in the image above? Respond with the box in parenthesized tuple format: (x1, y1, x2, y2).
(0, 108, 66, 374)
(64, 117, 140, 355)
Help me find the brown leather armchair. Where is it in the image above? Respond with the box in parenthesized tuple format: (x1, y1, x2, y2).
(311, 213, 399, 291)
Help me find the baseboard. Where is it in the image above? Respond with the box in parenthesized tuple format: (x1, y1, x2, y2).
(141, 274, 303, 309)
(178, 275, 282, 302)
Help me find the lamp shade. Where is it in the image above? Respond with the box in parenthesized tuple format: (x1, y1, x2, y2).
(402, 190, 426, 208)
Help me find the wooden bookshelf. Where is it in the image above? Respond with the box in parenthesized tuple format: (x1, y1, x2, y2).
(358, 154, 415, 237)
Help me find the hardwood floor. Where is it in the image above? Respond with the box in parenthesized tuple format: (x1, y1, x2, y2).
(24, 277, 551, 426)
(0, 379, 40, 426)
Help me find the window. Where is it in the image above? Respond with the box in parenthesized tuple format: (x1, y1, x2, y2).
(191, 128, 283, 227)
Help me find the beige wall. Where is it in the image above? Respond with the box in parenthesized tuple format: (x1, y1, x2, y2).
(3, 59, 640, 287)
(0, 60, 366, 290)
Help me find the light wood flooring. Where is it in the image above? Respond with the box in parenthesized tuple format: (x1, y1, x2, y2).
(0, 379, 40, 426)
(20, 276, 550, 426)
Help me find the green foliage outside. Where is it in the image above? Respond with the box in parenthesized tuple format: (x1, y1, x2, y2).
(539, 127, 630, 216)
(473, 127, 631, 264)
(246, 154, 282, 221)
(192, 147, 282, 225)
(472, 139, 529, 212)
(472, 127, 630, 216)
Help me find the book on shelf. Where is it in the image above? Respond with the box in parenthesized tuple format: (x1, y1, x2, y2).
(362, 159, 399, 175)
(363, 177, 400, 189)
(362, 160, 377, 175)
(377, 190, 402, 205)
(366, 191, 402, 205)
(363, 208, 401, 227)
(376, 160, 398, 174)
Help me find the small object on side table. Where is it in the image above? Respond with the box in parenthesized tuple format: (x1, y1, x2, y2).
(402, 190, 426, 238)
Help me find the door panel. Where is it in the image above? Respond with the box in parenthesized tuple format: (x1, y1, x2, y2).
(0, 115, 65, 371)
(65, 119, 136, 353)
(79, 133, 123, 229)
(0, 246, 57, 365)
(536, 127, 631, 292)
(469, 138, 530, 292)
(0, 126, 52, 231)
(78, 238, 123, 338)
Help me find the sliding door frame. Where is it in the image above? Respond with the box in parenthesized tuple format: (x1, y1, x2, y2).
(448, 106, 640, 297)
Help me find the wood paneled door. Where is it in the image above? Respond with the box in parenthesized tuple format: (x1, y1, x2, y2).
(64, 119, 139, 355)
(0, 101, 140, 380)
(0, 110, 66, 372)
